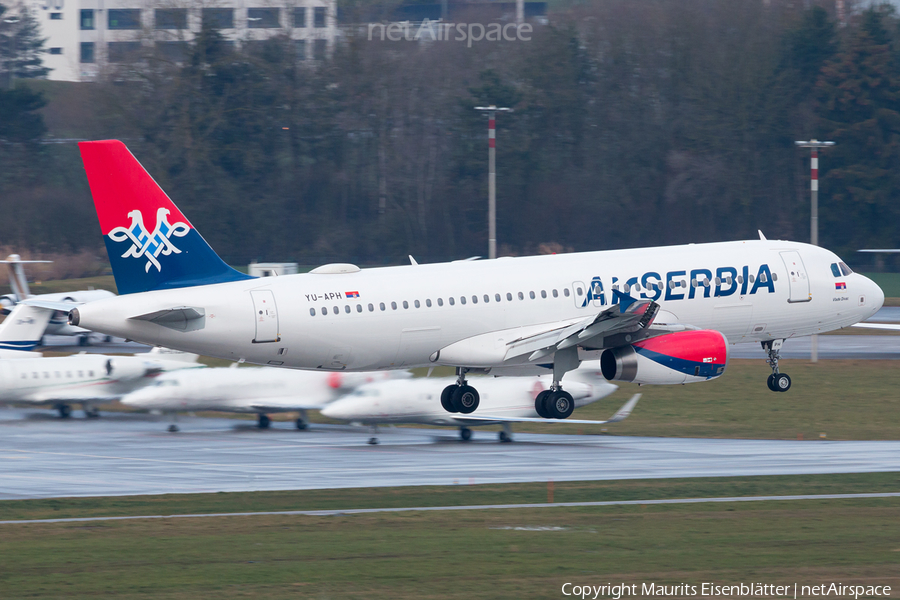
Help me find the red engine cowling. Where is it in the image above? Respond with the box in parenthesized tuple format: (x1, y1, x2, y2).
(600, 330, 728, 385)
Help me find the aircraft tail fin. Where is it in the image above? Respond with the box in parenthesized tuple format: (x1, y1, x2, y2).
(0, 254, 52, 301)
(78, 140, 253, 294)
(0, 304, 53, 351)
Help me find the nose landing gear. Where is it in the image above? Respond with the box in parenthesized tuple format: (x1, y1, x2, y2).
(763, 340, 791, 392)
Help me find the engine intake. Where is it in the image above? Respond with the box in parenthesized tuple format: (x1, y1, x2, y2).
(600, 329, 728, 385)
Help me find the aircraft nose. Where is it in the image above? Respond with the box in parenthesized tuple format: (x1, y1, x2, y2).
(321, 399, 354, 420)
(862, 275, 885, 315)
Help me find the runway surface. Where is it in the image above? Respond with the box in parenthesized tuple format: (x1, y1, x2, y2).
(2, 408, 899, 500)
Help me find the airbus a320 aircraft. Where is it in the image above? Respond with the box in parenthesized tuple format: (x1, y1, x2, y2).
(69, 141, 884, 419)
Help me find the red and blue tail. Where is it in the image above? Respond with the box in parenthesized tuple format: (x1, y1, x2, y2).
(79, 140, 253, 294)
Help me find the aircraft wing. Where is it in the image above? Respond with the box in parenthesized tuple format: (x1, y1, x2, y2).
(21, 298, 83, 312)
(509, 293, 658, 361)
(437, 293, 658, 367)
(852, 323, 900, 331)
(451, 393, 641, 426)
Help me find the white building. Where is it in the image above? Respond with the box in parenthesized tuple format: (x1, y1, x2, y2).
(18, 0, 337, 82)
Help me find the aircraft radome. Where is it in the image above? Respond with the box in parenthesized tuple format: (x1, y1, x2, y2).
(69, 140, 884, 420)
(121, 366, 411, 432)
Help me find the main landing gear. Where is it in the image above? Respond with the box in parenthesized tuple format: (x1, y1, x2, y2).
(258, 414, 271, 429)
(534, 386, 575, 419)
(763, 340, 791, 392)
(56, 404, 72, 419)
(441, 368, 480, 414)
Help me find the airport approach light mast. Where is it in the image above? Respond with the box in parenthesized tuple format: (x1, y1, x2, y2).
(795, 138, 835, 363)
(475, 105, 511, 259)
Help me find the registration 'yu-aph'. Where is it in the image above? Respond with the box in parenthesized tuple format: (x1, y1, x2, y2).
(108, 208, 190, 273)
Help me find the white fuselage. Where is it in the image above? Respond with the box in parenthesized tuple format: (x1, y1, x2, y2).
(321, 373, 618, 426)
(120, 367, 409, 413)
(73, 240, 884, 372)
(0, 354, 204, 405)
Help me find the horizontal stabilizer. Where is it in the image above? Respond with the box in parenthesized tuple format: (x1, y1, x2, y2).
(21, 298, 83, 312)
(0, 304, 53, 351)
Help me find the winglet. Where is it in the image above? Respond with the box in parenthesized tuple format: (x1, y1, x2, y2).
(612, 288, 638, 312)
(606, 393, 641, 423)
(758, 230, 767, 240)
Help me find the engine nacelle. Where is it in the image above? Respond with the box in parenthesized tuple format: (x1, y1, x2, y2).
(600, 330, 728, 385)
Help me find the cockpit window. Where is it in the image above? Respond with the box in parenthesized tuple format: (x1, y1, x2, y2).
(838, 262, 853, 276)
(830, 263, 841, 277)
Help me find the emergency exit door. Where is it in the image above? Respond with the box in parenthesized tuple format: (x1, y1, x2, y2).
(251, 290, 280, 342)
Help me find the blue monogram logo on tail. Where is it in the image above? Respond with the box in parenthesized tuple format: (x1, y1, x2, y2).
(108, 208, 190, 273)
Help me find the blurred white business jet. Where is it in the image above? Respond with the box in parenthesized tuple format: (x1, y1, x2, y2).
(0, 347, 203, 418)
(120, 367, 412, 431)
(322, 364, 638, 444)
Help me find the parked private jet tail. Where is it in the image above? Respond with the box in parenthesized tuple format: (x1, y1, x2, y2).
(79, 140, 253, 294)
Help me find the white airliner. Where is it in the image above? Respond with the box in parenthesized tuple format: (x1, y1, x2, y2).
(120, 367, 412, 432)
(0, 254, 115, 349)
(322, 367, 632, 444)
(69, 140, 885, 419)
(0, 348, 204, 417)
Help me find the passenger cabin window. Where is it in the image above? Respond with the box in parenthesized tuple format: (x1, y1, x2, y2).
(541, 290, 547, 298)
(564, 288, 570, 297)
(449, 297, 455, 306)
(403, 301, 409, 309)
(471, 295, 477, 304)
(460, 296, 467, 305)
(322, 307, 328, 315)
(310, 308, 316, 316)
(529, 291, 535, 299)
(518, 292, 524, 300)
(380, 302, 386, 311)
(772, 273, 778, 281)
(391, 302, 397, 310)
(506, 293, 512, 301)
(426, 299, 432, 307)
(437, 298, 443, 306)
(356, 304, 362, 313)
(495, 294, 501, 302)
(414, 300, 420, 308)
(552, 289, 558, 298)
(484, 294, 490, 303)
(333, 305, 338, 314)
(368, 303, 374, 312)
(344, 305, 351, 314)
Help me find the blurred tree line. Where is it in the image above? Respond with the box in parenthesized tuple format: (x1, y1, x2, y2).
(1, 0, 899, 267)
